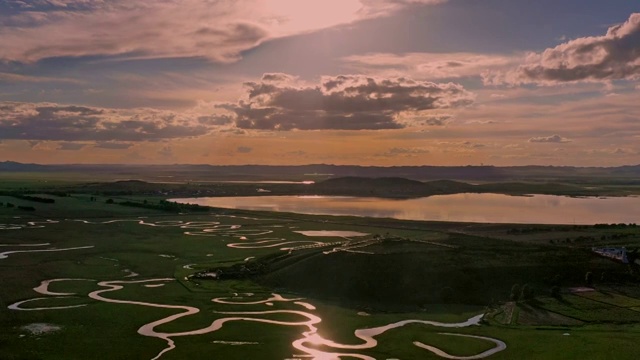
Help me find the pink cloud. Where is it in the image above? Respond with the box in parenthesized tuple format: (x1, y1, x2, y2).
(487, 13, 640, 85)
(0, 0, 446, 63)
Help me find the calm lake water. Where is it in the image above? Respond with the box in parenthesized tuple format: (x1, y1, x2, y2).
(173, 193, 640, 225)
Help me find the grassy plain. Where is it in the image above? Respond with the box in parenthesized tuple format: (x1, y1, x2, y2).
(1, 178, 640, 359)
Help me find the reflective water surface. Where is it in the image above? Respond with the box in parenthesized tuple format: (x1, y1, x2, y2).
(174, 193, 640, 225)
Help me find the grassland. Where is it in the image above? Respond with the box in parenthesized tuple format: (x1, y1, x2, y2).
(2, 177, 640, 359)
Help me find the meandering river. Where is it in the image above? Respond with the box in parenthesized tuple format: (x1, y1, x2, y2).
(173, 193, 640, 225)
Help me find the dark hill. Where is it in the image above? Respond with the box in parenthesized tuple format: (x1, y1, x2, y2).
(317, 176, 425, 188)
(0, 161, 48, 171)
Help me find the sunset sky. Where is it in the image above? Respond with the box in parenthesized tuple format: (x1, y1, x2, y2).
(0, 0, 639, 166)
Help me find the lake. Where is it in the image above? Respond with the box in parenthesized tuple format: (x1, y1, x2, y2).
(172, 193, 640, 225)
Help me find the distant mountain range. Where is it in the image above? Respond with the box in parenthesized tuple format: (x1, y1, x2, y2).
(1, 161, 640, 183)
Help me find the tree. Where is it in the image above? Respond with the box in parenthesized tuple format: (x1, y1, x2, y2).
(520, 284, 534, 301)
(585, 272, 594, 286)
(105, 199, 114, 204)
(441, 287, 454, 303)
(510, 284, 521, 301)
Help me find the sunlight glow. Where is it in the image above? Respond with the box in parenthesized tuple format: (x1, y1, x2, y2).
(260, 0, 364, 34)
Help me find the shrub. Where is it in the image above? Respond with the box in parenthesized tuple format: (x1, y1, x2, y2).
(510, 284, 521, 301)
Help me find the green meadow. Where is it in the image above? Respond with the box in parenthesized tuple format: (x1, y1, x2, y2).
(1, 187, 640, 359)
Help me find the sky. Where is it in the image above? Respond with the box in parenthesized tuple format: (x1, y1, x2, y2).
(0, 0, 639, 166)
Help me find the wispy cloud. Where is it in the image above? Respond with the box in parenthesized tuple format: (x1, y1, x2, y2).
(376, 146, 430, 157)
(0, 72, 82, 84)
(94, 142, 134, 150)
(56, 142, 86, 150)
(343, 52, 520, 79)
(0, 0, 446, 63)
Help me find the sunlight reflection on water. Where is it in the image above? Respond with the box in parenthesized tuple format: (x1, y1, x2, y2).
(173, 193, 640, 225)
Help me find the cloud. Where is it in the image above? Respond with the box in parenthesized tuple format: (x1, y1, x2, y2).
(158, 145, 173, 158)
(27, 140, 41, 148)
(217, 73, 473, 131)
(394, 112, 453, 127)
(528, 134, 572, 143)
(94, 142, 133, 149)
(613, 148, 630, 155)
(56, 142, 86, 150)
(0, 72, 82, 84)
(236, 146, 253, 153)
(196, 115, 234, 126)
(377, 146, 429, 157)
(437, 141, 486, 150)
(488, 13, 640, 85)
(342, 52, 520, 79)
(424, 117, 449, 126)
(260, 73, 298, 83)
(359, 0, 446, 17)
(585, 147, 638, 156)
(0, 0, 446, 63)
(0, 102, 220, 141)
(422, 114, 453, 126)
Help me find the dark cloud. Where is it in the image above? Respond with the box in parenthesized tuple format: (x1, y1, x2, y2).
(445, 61, 464, 68)
(260, 73, 297, 83)
(423, 115, 453, 126)
(217, 74, 473, 131)
(490, 13, 640, 85)
(236, 146, 252, 153)
(0, 102, 216, 141)
(528, 134, 572, 143)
